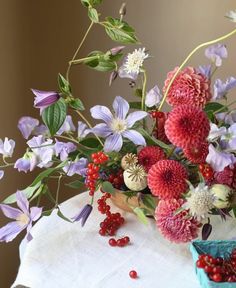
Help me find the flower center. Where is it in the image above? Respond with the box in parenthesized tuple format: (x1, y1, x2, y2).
(17, 213, 30, 227)
(110, 118, 127, 133)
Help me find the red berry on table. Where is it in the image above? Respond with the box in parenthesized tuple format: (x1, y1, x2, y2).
(196, 260, 205, 268)
(212, 273, 222, 282)
(117, 238, 126, 247)
(129, 270, 138, 279)
(123, 236, 130, 244)
(108, 238, 117, 247)
(204, 265, 213, 273)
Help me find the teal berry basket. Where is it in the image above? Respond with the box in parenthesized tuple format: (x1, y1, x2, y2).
(190, 240, 236, 288)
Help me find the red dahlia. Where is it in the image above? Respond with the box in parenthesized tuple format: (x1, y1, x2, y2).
(153, 112, 170, 144)
(147, 159, 188, 199)
(138, 146, 166, 172)
(155, 199, 200, 243)
(163, 66, 211, 108)
(214, 164, 236, 189)
(183, 142, 209, 164)
(164, 104, 210, 148)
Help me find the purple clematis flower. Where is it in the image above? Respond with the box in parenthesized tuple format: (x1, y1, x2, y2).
(32, 89, 60, 110)
(0, 170, 4, 180)
(197, 65, 211, 78)
(57, 116, 76, 135)
(77, 121, 91, 140)
(0, 137, 15, 158)
(205, 44, 227, 67)
(145, 85, 162, 107)
(14, 152, 38, 173)
(206, 144, 236, 172)
(63, 157, 88, 177)
(208, 123, 227, 141)
(213, 77, 236, 100)
(72, 204, 93, 227)
(18, 117, 39, 139)
(0, 191, 42, 242)
(215, 111, 236, 125)
(54, 140, 77, 161)
(90, 96, 147, 152)
(220, 123, 236, 150)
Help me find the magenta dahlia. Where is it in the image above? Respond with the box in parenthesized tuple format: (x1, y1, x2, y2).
(147, 159, 188, 199)
(163, 66, 211, 108)
(155, 199, 200, 243)
(138, 146, 166, 172)
(214, 164, 236, 189)
(165, 104, 210, 148)
(183, 142, 209, 164)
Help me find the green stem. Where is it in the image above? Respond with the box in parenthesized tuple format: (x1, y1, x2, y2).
(214, 99, 236, 114)
(54, 174, 63, 208)
(210, 66, 218, 79)
(66, 21, 94, 81)
(159, 28, 236, 111)
(141, 70, 147, 111)
(69, 55, 99, 65)
(55, 134, 79, 144)
(0, 163, 14, 168)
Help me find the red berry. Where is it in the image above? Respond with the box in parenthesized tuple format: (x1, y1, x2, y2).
(212, 273, 222, 282)
(108, 238, 117, 247)
(123, 236, 130, 244)
(204, 265, 213, 273)
(117, 239, 126, 247)
(196, 260, 205, 268)
(129, 270, 138, 279)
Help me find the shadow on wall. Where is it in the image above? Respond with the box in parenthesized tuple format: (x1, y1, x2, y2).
(1, 0, 236, 287)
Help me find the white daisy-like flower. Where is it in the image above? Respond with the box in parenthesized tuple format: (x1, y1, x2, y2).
(183, 183, 215, 220)
(124, 48, 149, 74)
(225, 10, 236, 23)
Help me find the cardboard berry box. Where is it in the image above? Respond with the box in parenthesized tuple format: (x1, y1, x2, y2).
(190, 240, 236, 288)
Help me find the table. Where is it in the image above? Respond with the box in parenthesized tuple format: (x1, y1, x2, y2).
(12, 192, 236, 288)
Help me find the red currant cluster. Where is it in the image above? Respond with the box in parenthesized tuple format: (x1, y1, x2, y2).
(86, 152, 108, 196)
(199, 163, 214, 180)
(109, 236, 130, 247)
(149, 110, 165, 119)
(108, 169, 124, 189)
(196, 250, 236, 282)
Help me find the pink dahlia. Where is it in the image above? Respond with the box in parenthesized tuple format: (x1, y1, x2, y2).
(183, 142, 209, 164)
(155, 199, 200, 243)
(214, 164, 236, 189)
(165, 104, 210, 148)
(163, 67, 211, 108)
(138, 146, 166, 172)
(147, 159, 188, 199)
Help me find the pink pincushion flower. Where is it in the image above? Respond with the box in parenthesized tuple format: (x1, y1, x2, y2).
(163, 67, 211, 108)
(155, 198, 200, 243)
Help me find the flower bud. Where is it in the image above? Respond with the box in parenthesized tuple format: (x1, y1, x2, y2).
(119, 3, 126, 17)
(110, 46, 125, 56)
(109, 71, 118, 86)
(210, 184, 232, 209)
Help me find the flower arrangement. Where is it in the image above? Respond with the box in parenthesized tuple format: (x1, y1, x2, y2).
(1, 1, 236, 247)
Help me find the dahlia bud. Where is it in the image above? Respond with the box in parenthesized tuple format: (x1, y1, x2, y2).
(210, 184, 232, 209)
(121, 153, 138, 170)
(123, 164, 147, 191)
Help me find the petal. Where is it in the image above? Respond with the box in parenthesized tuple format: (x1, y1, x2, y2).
(17, 117, 39, 139)
(26, 222, 33, 242)
(122, 130, 146, 146)
(92, 123, 112, 137)
(0, 204, 21, 220)
(118, 65, 138, 80)
(16, 191, 29, 214)
(0, 221, 25, 242)
(126, 111, 148, 128)
(30, 207, 42, 222)
(0, 170, 4, 180)
(90, 105, 113, 124)
(104, 134, 123, 152)
(112, 96, 129, 119)
(145, 85, 162, 107)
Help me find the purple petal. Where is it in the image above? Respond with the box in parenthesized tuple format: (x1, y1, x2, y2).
(90, 105, 113, 124)
(63, 158, 88, 177)
(14, 158, 31, 173)
(92, 123, 112, 137)
(30, 207, 42, 222)
(33, 124, 49, 137)
(18, 117, 39, 139)
(72, 204, 93, 227)
(104, 134, 123, 152)
(197, 65, 211, 78)
(122, 130, 146, 146)
(118, 64, 138, 80)
(0, 204, 21, 220)
(0, 170, 4, 180)
(205, 44, 227, 67)
(16, 191, 29, 214)
(110, 46, 125, 56)
(0, 221, 25, 242)
(112, 96, 129, 119)
(57, 116, 76, 135)
(32, 89, 60, 108)
(145, 85, 162, 107)
(26, 222, 33, 242)
(78, 121, 90, 139)
(126, 111, 148, 128)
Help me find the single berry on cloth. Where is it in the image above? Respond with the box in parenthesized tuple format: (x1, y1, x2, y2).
(138, 146, 166, 172)
(183, 142, 209, 164)
(129, 270, 138, 279)
(148, 159, 188, 199)
(165, 104, 210, 148)
(156, 198, 200, 243)
(163, 66, 211, 108)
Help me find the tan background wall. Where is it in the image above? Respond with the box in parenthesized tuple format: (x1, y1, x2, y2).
(0, 0, 235, 286)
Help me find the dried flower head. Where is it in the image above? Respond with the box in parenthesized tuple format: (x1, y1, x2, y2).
(123, 164, 147, 191)
(121, 153, 138, 170)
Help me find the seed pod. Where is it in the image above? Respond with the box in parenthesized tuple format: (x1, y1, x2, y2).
(123, 164, 147, 191)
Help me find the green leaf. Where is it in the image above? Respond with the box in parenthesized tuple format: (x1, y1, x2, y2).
(233, 207, 236, 218)
(66, 180, 85, 189)
(3, 181, 42, 204)
(92, 59, 116, 72)
(42, 209, 53, 217)
(57, 208, 73, 223)
(133, 207, 148, 225)
(101, 181, 115, 194)
(42, 98, 67, 136)
(134, 88, 143, 98)
(129, 101, 141, 109)
(80, 137, 102, 149)
(58, 73, 71, 95)
(81, 0, 102, 7)
(69, 98, 85, 111)
(142, 194, 156, 211)
(204, 102, 227, 113)
(91, 0, 103, 5)
(29, 184, 46, 202)
(88, 7, 99, 22)
(81, 0, 90, 7)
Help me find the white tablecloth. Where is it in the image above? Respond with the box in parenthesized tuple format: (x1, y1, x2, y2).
(12, 192, 236, 288)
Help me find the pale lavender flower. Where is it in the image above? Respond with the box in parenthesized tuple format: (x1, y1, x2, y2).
(63, 157, 88, 177)
(90, 96, 147, 152)
(206, 144, 236, 172)
(208, 123, 226, 141)
(213, 77, 236, 100)
(77, 121, 91, 140)
(0, 170, 4, 180)
(57, 115, 76, 135)
(145, 85, 162, 107)
(216, 111, 236, 125)
(0, 191, 42, 242)
(72, 204, 93, 227)
(54, 140, 77, 161)
(220, 123, 236, 150)
(18, 117, 39, 139)
(0, 138, 15, 158)
(33, 124, 49, 137)
(197, 65, 211, 78)
(14, 152, 37, 173)
(32, 89, 60, 109)
(118, 62, 138, 80)
(205, 44, 227, 67)
(27, 136, 54, 168)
